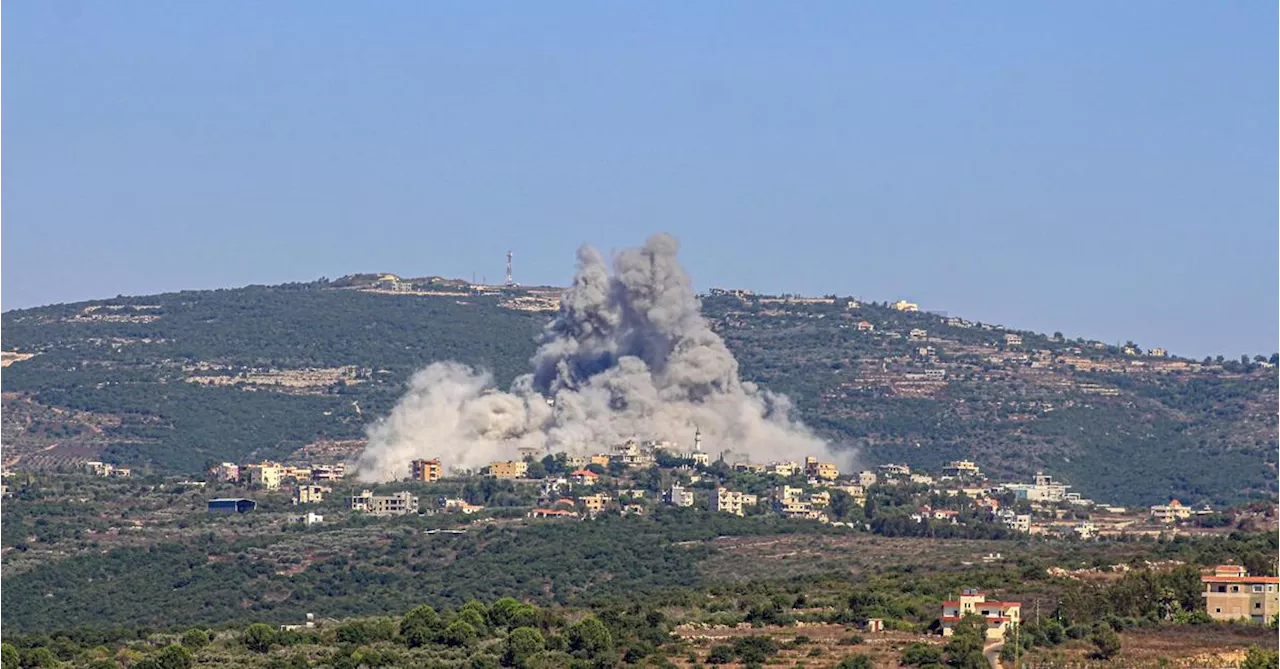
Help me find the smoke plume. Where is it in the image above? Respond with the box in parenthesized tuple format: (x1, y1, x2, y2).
(354, 233, 846, 481)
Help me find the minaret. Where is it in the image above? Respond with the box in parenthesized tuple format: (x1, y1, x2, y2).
(694, 426, 702, 453)
(504, 251, 514, 286)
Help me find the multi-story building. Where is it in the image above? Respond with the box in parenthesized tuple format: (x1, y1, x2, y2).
(1148, 347, 1167, 357)
(410, 459, 442, 482)
(350, 490, 419, 516)
(891, 300, 919, 312)
(1202, 566, 1279, 623)
(1004, 333, 1023, 347)
(589, 454, 611, 468)
(293, 484, 330, 505)
(857, 471, 878, 487)
(877, 463, 911, 478)
(941, 589, 1021, 639)
(998, 509, 1031, 533)
(835, 484, 867, 504)
(770, 461, 801, 477)
(1003, 472, 1069, 502)
(804, 457, 840, 481)
(310, 463, 346, 482)
(666, 485, 695, 508)
(611, 440, 654, 467)
(486, 460, 529, 479)
(711, 488, 759, 516)
(569, 469, 600, 485)
(1149, 499, 1193, 523)
(243, 462, 284, 490)
(211, 462, 240, 482)
(85, 461, 130, 477)
(941, 460, 982, 479)
(579, 493, 612, 514)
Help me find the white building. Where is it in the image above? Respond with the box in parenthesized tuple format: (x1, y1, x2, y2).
(666, 485, 695, 508)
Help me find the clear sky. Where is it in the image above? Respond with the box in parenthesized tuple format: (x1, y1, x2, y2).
(3, 1, 1275, 358)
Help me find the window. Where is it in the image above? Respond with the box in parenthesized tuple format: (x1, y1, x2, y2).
(1269, 585, 1276, 593)
(1215, 608, 1221, 613)
(1253, 585, 1264, 593)
(1231, 586, 1240, 593)
(1255, 603, 1262, 609)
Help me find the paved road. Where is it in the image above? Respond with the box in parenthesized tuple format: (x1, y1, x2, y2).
(984, 640, 1004, 669)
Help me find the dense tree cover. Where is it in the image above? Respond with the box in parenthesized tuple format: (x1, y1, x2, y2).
(1, 508, 841, 635)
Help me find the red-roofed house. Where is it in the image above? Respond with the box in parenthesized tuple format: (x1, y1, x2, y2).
(1202, 565, 1279, 622)
(941, 588, 1021, 639)
(569, 469, 600, 485)
(1149, 499, 1192, 523)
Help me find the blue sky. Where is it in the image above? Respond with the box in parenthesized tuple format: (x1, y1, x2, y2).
(3, 1, 1275, 358)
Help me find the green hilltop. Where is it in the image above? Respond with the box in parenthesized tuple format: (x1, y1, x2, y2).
(1, 277, 1276, 507)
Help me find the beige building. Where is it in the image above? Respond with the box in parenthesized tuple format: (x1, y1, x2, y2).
(486, 460, 529, 479)
(410, 458, 442, 482)
(891, 300, 919, 312)
(770, 461, 801, 477)
(1202, 565, 1279, 622)
(941, 589, 1021, 640)
(350, 490, 419, 516)
(579, 493, 612, 513)
(941, 460, 982, 478)
(711, 488, 759, 516)
(1149, 499, 1193, 523)
(244, 462, 284, 490)
(293, 484, 330, 504)
(804, 457, 839, 481)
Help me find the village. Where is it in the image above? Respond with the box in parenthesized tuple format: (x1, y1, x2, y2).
(166, 427, 1250, 545)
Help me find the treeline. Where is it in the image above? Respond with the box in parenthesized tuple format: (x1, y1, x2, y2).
(1, 508, 841, 635)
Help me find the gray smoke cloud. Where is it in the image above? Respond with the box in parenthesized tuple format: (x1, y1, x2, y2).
(354, 233, 849, 482)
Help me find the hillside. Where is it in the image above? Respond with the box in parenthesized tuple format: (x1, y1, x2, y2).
(1, 277, 1276, 506)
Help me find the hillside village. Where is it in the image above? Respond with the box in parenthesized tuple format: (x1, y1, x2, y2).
(1, 275, 1275, 511)
(126, 430, 1266, 545)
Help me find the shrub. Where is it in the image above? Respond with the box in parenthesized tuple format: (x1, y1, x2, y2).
(900, 643, 943, 666)
(442, 621, 478, 648)
(839, 634, 864, 645)
(836, 655, 873, 669)
(504, 627, 546, 668)
(706, 645, 736, 664)
(733, 636, 780, 664)
(568, 616, 613, 655)
(137, 645, 194, 669)
(1091, 624, 1121, 660)
(242, 623, 276, 653)
(180, 628, 209, 650)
